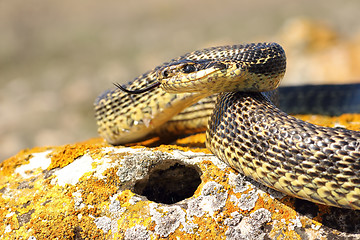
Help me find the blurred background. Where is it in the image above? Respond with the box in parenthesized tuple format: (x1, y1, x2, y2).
(1, 0, 360, 161)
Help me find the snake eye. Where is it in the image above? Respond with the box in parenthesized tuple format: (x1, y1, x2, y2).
(183, 64, 196, 73)
(162, 69, 169, 78)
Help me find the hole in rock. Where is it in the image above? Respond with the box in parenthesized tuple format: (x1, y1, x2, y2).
(134, 162, 202, 204)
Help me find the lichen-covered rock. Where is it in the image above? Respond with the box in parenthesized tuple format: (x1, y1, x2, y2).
(1, 135, 360, 239)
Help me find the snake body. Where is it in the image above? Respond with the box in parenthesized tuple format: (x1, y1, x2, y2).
(207, 91, 360, 209)
(95, 43, 360, 209)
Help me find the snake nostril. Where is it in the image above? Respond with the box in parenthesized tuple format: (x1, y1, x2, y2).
(133, 162, 202, 204)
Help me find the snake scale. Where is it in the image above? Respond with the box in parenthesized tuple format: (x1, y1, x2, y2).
(95, 42, 360, 210)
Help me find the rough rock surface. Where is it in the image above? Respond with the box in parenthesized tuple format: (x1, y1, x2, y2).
(1, 125, 360, 239)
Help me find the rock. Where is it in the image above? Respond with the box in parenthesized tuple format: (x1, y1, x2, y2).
(1, 136, 360, 239)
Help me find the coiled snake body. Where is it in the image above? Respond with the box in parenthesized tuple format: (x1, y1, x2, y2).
(95, 43, 360, 209)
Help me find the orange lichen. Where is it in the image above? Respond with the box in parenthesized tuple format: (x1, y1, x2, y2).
(175, 133, 207, 147)
(0, 146, 51, 176)
(0, 138, 124, 239)
(199, 160, 230, 184)
(48, 139, 108, 170)
(154, 143, 211, 154)
(80, 177, 119, 206)
(115, 191, 154, 235)
(20, 172, 117, 238)
(117, 190, 136, 206)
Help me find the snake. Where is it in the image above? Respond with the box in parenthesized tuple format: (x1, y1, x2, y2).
(94, 42, 360, 210)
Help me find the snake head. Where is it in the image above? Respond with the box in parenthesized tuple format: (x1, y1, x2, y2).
(158, 60, 198, 79)
(156, 59, 230, 94)
(156, 42, 286, 94)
